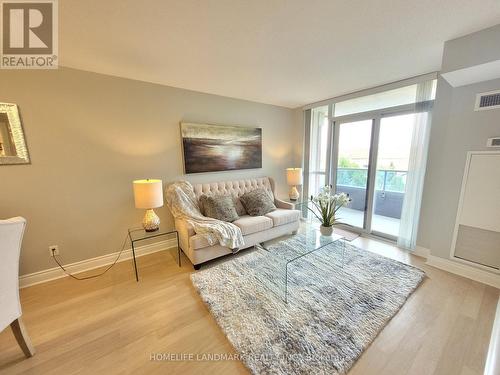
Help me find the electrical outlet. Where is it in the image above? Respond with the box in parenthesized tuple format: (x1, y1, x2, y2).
(49, 245, 59, 257)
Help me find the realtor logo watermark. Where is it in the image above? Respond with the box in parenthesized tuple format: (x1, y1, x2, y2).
(1, 0, 58, 69)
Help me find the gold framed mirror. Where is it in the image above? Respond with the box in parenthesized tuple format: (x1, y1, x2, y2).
(0, 103, 30, 165)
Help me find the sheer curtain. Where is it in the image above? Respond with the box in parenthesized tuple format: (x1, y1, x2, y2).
(397, 80, 434, 249)
(305, 106, 329, 198)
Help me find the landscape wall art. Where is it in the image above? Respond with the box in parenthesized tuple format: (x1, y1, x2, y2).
(181, 123, 262, 174)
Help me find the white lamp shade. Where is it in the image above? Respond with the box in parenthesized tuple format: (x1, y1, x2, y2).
(133, 179, 163, 209)
(286, 168, 303, 186)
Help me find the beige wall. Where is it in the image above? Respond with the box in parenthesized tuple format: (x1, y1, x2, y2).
(292, 108, 305, 167)
(0, 67, 296, 275)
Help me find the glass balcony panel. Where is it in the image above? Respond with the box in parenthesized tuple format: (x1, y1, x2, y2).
(371, 113, 415, 236)
(336, 120, 372, 228)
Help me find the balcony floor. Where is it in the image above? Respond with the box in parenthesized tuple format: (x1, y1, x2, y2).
(338, 207, 400, 237)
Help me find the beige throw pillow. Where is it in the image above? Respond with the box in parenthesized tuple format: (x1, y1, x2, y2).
(199, 195, 239, 222)
(240, 188, 276, 216)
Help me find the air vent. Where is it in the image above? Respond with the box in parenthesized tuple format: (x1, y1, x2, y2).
(475, 90, 500, 111)
(487, 137, 500, 147)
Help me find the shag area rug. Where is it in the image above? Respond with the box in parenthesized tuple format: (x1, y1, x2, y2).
(191, 236, 425, 375)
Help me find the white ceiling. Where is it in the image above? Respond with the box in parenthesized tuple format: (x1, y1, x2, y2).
(60, 0, 500, 108)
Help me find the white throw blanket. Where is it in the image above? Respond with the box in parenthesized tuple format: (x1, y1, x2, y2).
(165, 181, 244, 250)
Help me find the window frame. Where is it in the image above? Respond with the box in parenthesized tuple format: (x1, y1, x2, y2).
(303, 74, 437, 241)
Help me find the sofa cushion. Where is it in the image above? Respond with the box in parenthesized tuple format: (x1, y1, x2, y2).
(233, 215, 273, 235)
(199, 195, 239, 222)
(240, 188, 276, 216)
(265, 209, 301, 227)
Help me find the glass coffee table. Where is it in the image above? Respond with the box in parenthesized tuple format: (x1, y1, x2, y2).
(256, 226, 345, 303)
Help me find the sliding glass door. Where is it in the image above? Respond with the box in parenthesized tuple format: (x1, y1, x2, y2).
(371, 113, 415, 237)
(334, 119, 373, 229)
(305, 76, 436, 245)
(328, 112, 423, 240)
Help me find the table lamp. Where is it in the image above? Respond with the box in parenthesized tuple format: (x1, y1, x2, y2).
(286, 168, 302, 201)
(133, 179, 163, 232)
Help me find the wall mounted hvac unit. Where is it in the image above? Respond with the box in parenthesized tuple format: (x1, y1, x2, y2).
(475, 90, 500, 111)
(451, 151, 500, 272)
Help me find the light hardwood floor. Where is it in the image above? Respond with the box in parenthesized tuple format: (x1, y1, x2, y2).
(0, 237, 498, 375)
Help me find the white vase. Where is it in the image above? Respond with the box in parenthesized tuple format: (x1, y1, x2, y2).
(320, 225, 333, 236)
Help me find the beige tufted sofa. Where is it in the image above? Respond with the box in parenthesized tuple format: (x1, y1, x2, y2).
(175, 177, 300, 269)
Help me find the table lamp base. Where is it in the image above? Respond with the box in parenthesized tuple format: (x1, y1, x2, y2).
(143, 209, 160, 232)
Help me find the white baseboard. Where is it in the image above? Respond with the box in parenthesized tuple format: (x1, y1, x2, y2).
(426, 255, 500, 289)
(413, 246, 430, 259)
(19, 239, 178, 289)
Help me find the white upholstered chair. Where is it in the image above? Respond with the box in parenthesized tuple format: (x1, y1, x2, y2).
(0, 217, 35, 357)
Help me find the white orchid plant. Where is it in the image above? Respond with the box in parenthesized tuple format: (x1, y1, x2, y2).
(307, 185, 352, 227)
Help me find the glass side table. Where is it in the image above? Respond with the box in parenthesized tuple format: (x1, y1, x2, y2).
(128, 227, 181, 281)
(279, 197, 306, 208)
(279, 198, 310, 220)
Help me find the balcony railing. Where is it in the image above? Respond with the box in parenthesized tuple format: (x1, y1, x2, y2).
(336, 168, 407, 219)
(336, 167, 407, 193)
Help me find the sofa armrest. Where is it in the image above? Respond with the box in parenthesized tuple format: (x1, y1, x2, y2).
(274, 198, 294, 210)
(175, 218, 195, 251)
(177, 219, 195, 236)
